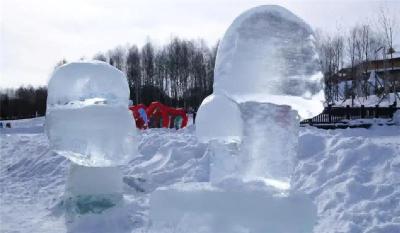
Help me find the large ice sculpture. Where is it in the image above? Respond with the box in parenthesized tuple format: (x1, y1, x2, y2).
(46, 61, 137, 167)
(214, 5, 324, 119)
(150, 5, 321, 232)
(46, 61, 137, 221)
(211, 4, 324, 186)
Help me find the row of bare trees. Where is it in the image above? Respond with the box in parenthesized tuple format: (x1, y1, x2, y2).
(316, 8, 399, 105)
(1, 37, 218, 119)
(0, 87, 47, 120)
(92, 38, 218, 108)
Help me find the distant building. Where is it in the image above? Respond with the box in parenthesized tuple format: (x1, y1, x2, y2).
(326, 54, 400, 106)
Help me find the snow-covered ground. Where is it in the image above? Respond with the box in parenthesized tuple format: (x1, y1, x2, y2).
(1, 117, 399, 233)
(334, 93, 398, 107)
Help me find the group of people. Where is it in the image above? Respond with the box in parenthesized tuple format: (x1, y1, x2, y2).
(129, 102, 196, 130)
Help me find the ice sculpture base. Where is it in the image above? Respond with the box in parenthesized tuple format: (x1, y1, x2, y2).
(149, 182, 317, 233)
(64, 163, 123, 216)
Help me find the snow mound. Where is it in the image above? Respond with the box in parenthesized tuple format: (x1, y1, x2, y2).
(2, 118, 399, 233)
(213, 5, 324, 119)
(293, 127, 400, 233)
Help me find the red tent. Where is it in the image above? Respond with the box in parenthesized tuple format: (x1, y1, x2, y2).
(129, 102, 188, 129)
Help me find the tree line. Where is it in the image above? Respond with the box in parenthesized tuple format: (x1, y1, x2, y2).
(0, 86, 47, 120)
(1, 37, 218, 120)
(1, 8, 398, 120)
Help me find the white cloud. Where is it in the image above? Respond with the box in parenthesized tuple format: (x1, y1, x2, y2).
(1, 0, 399, 88)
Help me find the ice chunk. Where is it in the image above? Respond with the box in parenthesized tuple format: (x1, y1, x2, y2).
(47, 61, 130, 107)
(240, 102, 299, 188)
(207, 141, 243, 184)
(46, 105, 137, 166)
(213, 5, 324, 119)
(65, 163, 123, 197)
(195, 94, 243, 143)
(45, 61, 137, 167)
(149, 182, 317, 233)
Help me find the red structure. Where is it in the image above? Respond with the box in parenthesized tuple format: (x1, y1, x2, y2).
(129, 104, 148, 129)
(129, 101, 188, 129)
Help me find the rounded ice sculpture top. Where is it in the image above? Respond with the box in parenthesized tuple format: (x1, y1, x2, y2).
(213, 5, 324, 119)
(196, 94, 243, 143)
(47, 61, 130, 109)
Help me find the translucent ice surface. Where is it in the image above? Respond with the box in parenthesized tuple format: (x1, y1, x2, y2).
(213, 5, 324, 119)
(149, 182, 317, 233)
(240, 102, 299, 188)
(45, 61, 137, 167)
(47, 61, 130, 107)
(195, 94, 243, 143)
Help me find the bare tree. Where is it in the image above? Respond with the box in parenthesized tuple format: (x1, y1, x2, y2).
(377, 6, 399, 103)
(108, 46, 126, 71)
(126, 45, 141, 103)
(93, 52, 107, 62)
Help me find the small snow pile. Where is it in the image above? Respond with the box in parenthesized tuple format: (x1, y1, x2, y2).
(149, 5, 321, 233)
(45, 61, 137, 167)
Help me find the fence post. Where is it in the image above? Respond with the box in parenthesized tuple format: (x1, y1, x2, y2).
(374, 105, 379, 118)
(346, 105, 350, 120)
(361, 105, 365, 119)
(389, 104, 395, 118)
(328, 105, 332, 123)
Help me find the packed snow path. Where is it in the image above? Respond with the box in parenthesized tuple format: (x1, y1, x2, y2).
(1, 117, 399, 233)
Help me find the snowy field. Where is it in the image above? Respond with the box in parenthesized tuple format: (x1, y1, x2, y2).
(1, 117, 399, 233)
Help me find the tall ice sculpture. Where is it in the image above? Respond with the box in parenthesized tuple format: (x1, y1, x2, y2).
(149, 5, 322, 233)
(45, 61, 137, 228)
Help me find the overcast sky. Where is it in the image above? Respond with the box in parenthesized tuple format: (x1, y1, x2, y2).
(1, 0, 399, 88)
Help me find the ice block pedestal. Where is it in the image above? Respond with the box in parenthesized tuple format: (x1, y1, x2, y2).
(149, 183, 317, 233)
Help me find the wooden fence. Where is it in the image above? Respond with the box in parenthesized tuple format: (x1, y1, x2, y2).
(300, 104, 399, 128)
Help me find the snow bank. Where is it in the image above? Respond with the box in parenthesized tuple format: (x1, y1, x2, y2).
(293, 126, 400, 233)
(1, 118, 400, 233)
(334, 93, 397, 108)
(213, 5, 324, 119)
